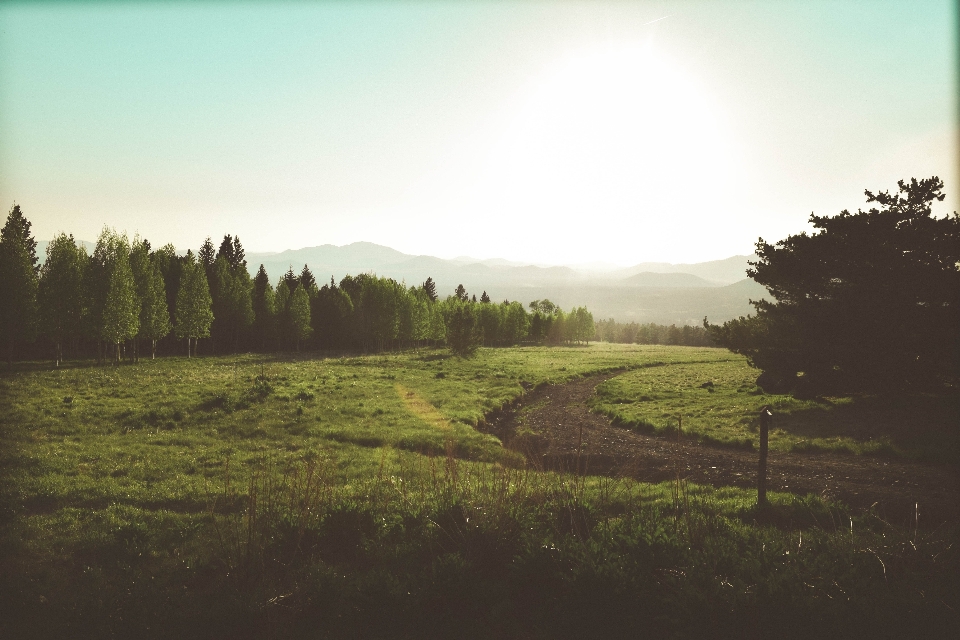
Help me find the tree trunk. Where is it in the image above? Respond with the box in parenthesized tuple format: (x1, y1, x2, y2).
(152, 339, 156, 360)
(187, 337, 191, 358)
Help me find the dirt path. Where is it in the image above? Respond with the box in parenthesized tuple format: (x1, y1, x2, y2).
(483, 373, 960, 526)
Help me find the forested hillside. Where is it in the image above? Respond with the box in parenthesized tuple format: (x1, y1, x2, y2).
(0, 206, 714, 364)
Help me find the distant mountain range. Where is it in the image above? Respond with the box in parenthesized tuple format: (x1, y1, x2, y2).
(35, 238, 767, 324)
(245, 242, 768, 324)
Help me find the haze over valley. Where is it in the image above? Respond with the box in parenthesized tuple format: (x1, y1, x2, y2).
(245, 242, 767, 324)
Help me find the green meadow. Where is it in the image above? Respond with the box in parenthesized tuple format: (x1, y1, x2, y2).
(590, 357, 960, 463)
(1, 345, 957, 638)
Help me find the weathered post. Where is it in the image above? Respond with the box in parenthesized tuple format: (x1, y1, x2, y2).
(758, 405, 773, 506)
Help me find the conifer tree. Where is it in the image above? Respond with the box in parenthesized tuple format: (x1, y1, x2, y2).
(455, 283, 468, 302)
(252, 264, 276, 350)
(298, 264, 318, 295)
(211, 255, 254, 352)
(216, 234, 235, 267)
(422, 277, 438, 302)
(231, 235, 246, 271)
(312, 279, 353, 350)
(0, 204, 39, 364)
(283, 266, 298, 293)
(198, 237, 216, 281)
(480, 290, 491, 303)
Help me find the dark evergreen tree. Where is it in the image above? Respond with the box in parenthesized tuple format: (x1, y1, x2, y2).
(232, 236, 246, 271)
(216, 234, 235, 267)
(480, 290, 491, 304)
(211, 255, 254, 353)
(454, 284, 468, 302)
(707, 176, 960, 393)
(422, 277, 438, 302)
(252, 264, 276, 350)
(198, 237, 216, 281)
(313, 280, 353, 350)
(0, 204, 39, 363)
(299, 264, 318, 295)
(283, 266, 299, 293)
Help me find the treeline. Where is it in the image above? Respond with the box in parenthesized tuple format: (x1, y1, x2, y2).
(0, 206, 601, 364)
(594, 318, 714, 347)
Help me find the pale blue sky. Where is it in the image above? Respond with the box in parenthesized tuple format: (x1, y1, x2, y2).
(1, 1, 955, 265)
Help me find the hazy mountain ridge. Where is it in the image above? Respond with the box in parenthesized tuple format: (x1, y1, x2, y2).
(36, 239, 765, 324)
(246, 242, 766, 324)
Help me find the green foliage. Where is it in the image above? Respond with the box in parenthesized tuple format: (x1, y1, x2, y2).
(444, 301, 482, 357)
(174, 251, 214, 354)
(0, 204, 40, 361)
(708, 177, 960, 393)
(595, 318, 714, 346)
(130, 237, 171, 358)
(251, 264, 276, 350)
(289, 284, 312, 350)
(197, 236, 216, 279)
(590, 353, 959, 461)
(38, 233, 86, 364)
(210, 255, 254, 353)
(421, 276, 438, 302)
(98, 230, 139, 359)
(568, 306, 595, 344)
(312, 279, 353, 350)
(298, 263, 318, 295)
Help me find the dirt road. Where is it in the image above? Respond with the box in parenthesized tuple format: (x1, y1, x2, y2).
(482, 373, 960, 526)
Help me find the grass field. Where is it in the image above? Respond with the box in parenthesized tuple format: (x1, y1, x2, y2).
(590, 357, 960, 463)
(1, 345, 957, 638)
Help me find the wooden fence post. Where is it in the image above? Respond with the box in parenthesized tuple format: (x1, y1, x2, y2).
(758, 405, 773, 506)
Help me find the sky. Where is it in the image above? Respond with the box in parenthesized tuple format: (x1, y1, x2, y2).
(0, 0, 956, 266)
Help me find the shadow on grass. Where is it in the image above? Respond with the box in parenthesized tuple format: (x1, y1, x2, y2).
(772, 392, 960, 464)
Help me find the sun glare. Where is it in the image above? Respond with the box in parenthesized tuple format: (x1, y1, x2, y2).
(464, 43, 745, 262)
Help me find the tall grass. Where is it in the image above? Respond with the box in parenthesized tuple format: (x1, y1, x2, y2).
(2, 345, 957, 637)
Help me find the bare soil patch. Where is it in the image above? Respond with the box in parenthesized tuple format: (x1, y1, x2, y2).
(483, 372, 960, 526)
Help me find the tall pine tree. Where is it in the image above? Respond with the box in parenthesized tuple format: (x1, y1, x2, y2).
(0, 204, 39, 364)
(252, 264, 276, 350)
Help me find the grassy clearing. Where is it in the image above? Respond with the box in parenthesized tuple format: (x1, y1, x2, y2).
(590, 357, 960, 462)
(1, 344, 958, 638)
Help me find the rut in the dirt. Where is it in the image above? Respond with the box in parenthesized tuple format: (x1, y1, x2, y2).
(481, 372, 960, 526)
